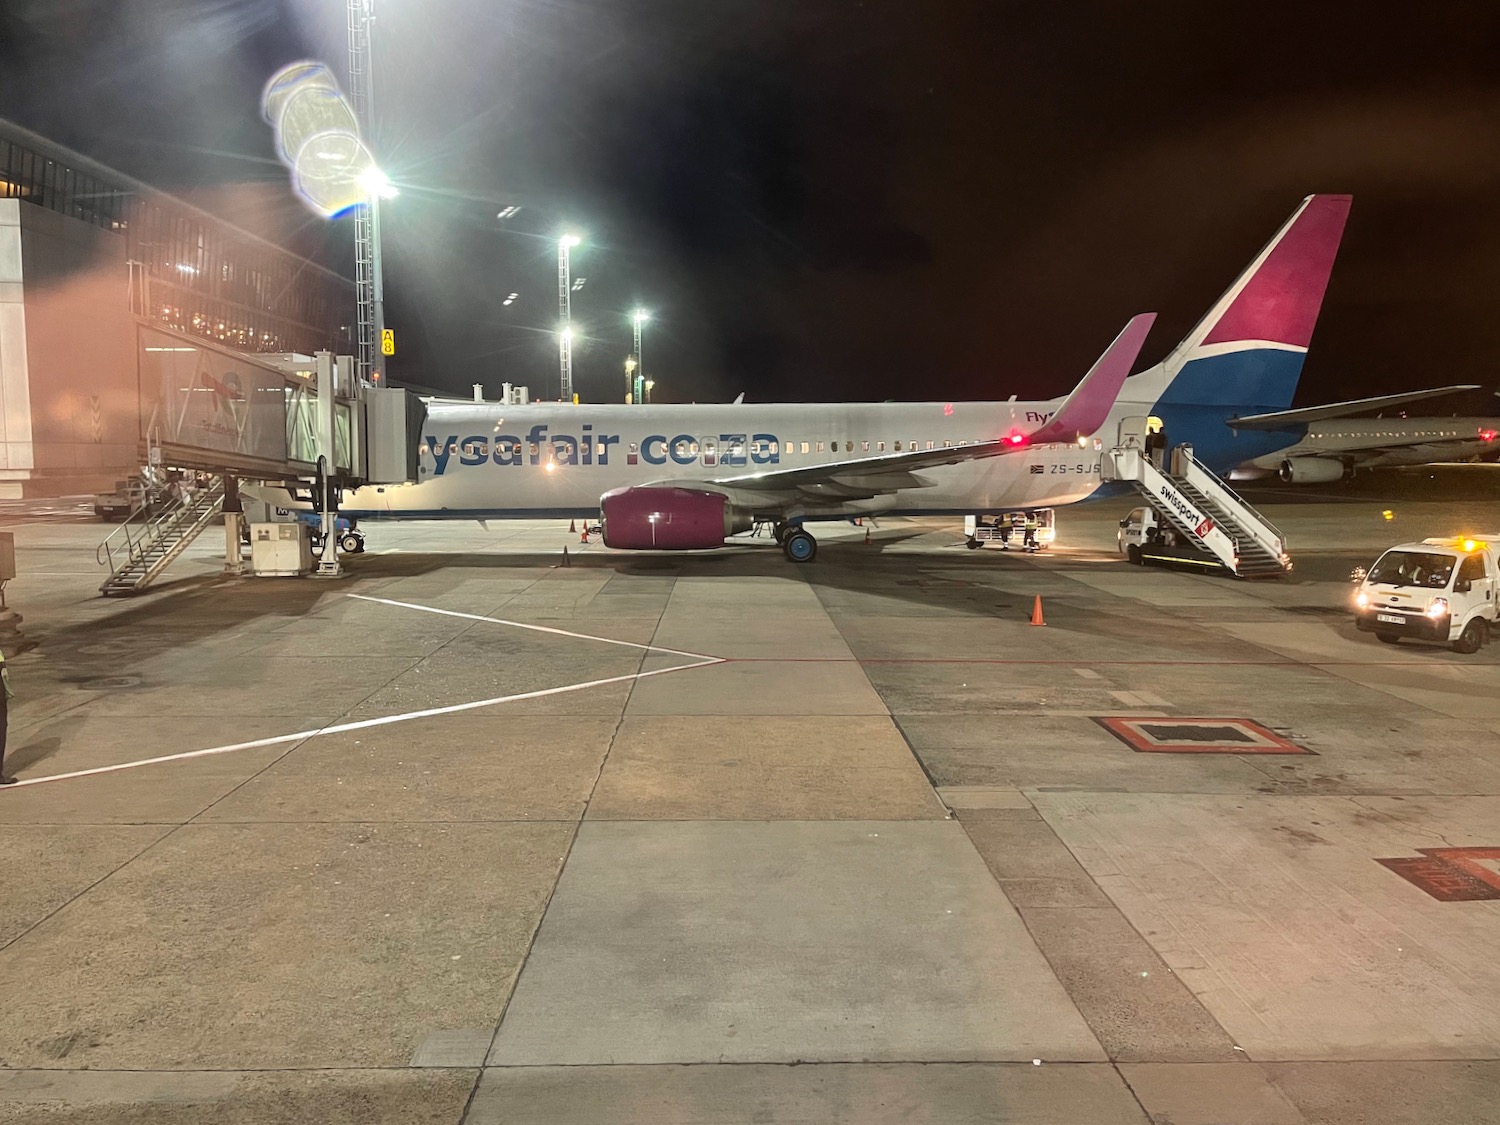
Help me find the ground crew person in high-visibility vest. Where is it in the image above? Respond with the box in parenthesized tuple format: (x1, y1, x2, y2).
(1023, 512, 1040, 551)
(0, 651, 14, 785)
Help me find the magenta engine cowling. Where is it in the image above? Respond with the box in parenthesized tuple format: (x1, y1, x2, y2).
(599, 487, 750, 550)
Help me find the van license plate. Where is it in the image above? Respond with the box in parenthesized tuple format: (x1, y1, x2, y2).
(1376, 613, 1404, 625)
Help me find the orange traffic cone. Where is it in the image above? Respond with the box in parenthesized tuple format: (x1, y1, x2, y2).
(1029, 595, 1045, 626)
(569, 518, 576, 533)
(580, 526, 589, 543)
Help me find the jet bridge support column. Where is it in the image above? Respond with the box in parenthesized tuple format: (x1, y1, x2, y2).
(313, 351, 343, 579)
(222, 474, 245, 577)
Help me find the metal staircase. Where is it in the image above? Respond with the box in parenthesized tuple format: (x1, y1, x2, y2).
(1104, 443, 1291, 578)
(97, 476, 228, 596)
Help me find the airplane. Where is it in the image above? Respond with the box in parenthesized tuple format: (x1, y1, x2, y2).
(261, 194, 1355, 562)
(1228, 393, 1500, 482)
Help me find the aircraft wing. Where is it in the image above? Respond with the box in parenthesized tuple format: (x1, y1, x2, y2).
(665, 313, 1155, 503)
(1229, 385, 1480, 430)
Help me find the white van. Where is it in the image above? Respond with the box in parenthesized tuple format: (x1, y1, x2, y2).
(1117, 507, 1157, 559)
(1354, 535, 1499, 653)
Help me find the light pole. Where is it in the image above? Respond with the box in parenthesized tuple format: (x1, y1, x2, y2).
(347, 0, 389, 383)
(624, 355, 637, 404)
(645, 378, 655, 404)
(557, 234, 581, 401)
(631, 309, 649, 406)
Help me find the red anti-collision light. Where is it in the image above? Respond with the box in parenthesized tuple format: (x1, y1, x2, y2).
(1008, 433, 1025, 445)
(1480, 429, 1498, 442)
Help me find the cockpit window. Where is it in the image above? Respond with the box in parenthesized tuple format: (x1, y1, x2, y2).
(1368, 550, 1455, 589)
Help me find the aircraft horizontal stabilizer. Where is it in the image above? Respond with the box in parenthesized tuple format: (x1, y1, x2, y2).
(1028, 313, 1157, 444)
(1229, 385, 1481, 430)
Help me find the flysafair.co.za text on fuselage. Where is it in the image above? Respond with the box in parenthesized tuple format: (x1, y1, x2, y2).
(422, 425, 783, 474)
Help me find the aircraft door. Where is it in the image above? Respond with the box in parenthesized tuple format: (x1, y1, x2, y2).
(1118, 415, 1149, 449)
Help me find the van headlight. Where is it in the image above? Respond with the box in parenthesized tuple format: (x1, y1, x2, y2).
(1355, 591, 1369, 608)
(1425, 598, 1449, 619)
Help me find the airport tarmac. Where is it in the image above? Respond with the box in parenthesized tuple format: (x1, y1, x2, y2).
(1, 498, 1498, 1124)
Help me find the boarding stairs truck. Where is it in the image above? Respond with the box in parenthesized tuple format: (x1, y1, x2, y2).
(1353, 535, 1498, 653)
(1102, 438, 1290, 578)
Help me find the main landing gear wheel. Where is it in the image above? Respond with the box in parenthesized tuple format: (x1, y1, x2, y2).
(772, 522, 788, 544)
(1453, 619, 1485, 654)
(783, 528, 817, 563)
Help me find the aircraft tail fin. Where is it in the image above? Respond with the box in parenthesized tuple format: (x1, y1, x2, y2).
(1130, 194, 1352, 412)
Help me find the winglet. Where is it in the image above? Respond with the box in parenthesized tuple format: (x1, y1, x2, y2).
(1029, 313, 1157, 444)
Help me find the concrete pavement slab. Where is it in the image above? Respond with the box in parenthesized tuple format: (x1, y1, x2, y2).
(1035, 792, 1500, 1059)
(1118, 1062, 1306, 1124)
(1263, 1060, 1500, 1125)
(1315, 662, 1500, 719)
(625, 658, 889, 716)
(347, 651, 645, 713)
(0, 1068, 478, 1125)
(468, 1062, 1148, 1124)
(959, 811, 1242, 1062)
(199, 715, 619, 823)
(1222, 619, 1500, 668)
(489, 820, 1104, 1064)
(69, 656, 418, 719)
(0, 715, 298, 822)
(896, 714, 1277, 793)
(650, 610, 852, 659)
(0, 826, 169, 946)
(586, 715, 944, 820)
(0, 822, 572, 1068)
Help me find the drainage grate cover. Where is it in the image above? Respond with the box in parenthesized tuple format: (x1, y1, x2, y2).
(1094, 716, 1311, 754)
(1376, 848, 1500, 902)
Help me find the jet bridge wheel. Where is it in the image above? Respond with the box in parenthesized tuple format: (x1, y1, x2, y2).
(783, 528, 817, 563)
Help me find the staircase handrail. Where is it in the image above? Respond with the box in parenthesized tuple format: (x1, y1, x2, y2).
(1121, 448, 1240, 568)
(96, 478, 227, 574)
(1175, 446, 1286, 553)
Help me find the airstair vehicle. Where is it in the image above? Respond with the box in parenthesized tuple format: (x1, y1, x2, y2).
(1103, 420, 1290, 579)
(97, 475, 227, 596)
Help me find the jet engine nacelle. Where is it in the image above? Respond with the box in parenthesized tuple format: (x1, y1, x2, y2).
(1279, 457, 1347, 484)
(599, 486, 752, 550)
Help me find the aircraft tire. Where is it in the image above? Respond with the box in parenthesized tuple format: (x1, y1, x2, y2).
(773, 522, 788, 544)
(783, 529, 817, 563)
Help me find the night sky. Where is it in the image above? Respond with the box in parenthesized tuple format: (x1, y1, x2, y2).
(3, 0, 1498, 410)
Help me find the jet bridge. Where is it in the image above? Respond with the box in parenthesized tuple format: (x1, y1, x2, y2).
(1103, 441, 1291, 579)
(98, 331, 424, 594)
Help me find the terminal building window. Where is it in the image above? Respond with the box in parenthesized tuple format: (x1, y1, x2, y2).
(0, 122, 351, 357)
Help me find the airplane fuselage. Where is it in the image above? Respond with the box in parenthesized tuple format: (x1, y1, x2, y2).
(331, 390, 1295, 522)
(1248, 417, 1500, 470)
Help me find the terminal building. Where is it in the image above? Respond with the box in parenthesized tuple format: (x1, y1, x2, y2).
(0, 117, 355, 497)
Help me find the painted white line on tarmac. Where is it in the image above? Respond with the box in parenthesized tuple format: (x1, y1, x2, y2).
(7, 658, 722, 789)
(348, 593, 719, 661)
